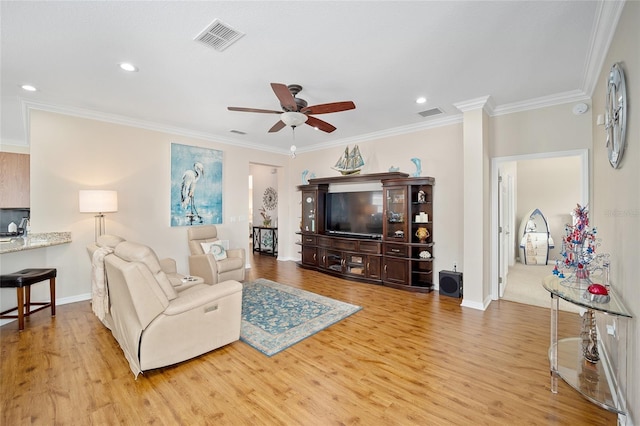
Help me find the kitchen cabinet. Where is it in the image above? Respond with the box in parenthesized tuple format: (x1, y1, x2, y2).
(0, 153, 29, 208)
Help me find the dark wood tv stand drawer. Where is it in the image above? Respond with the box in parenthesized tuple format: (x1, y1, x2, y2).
(317, 236, 333, 247)
(333, 239, 358, 251)
(359, 241, 381, 254)
(384, 243, 408, 257)
(301, 235, 317, 245)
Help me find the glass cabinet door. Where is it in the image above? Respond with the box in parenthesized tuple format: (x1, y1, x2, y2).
(301, 191, 316, 233)
(384, 186, 407, 242)
(345, 253, 365, 277)
(325, 249, 343, 273)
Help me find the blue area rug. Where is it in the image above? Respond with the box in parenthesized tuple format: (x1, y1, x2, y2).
(240, 278, 362, 356)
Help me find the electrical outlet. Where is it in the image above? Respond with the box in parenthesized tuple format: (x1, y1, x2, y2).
(453, 262, 458, 272)
(606, 324, 616, 337)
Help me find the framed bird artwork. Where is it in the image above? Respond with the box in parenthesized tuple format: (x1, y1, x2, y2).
(170, 143, 224, 226)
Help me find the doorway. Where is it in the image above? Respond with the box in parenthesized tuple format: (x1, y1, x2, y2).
(490, 149, 589, 307)
(249, 163, 280, 257)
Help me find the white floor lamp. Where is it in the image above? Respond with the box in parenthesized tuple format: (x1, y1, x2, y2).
(79, 190, 118, 241)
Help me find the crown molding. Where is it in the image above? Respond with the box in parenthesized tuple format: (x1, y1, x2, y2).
(16, 76, 598, 158)
(302, 114, 464, 153)
(492, 90, 591, 116)
(453, 96, 494, 114)
(22, 98, 466, 156)
(581, 0, 626, 97)
(20, 99, 285, 154)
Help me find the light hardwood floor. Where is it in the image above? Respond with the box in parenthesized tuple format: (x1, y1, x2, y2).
(1, 252, 616, 425)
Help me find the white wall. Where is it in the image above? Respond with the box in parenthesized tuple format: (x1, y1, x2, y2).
(591, 1, 639, 419)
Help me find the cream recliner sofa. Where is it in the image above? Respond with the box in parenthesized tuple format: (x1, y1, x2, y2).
(187, 225, 246, 284)
(88, 235, 243, 378)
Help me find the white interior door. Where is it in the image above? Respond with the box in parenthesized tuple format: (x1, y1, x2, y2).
(498, 173, 512, 297)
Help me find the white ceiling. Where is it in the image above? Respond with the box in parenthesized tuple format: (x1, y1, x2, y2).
(0, 1, 620, 154)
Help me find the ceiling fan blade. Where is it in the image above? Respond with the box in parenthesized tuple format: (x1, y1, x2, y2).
(271, 83, 297, 111)
(301, 101, 355, 115)
(227, 107, 282, 114)
(268, 120, 287, 133)
(305, 116, 336, 133)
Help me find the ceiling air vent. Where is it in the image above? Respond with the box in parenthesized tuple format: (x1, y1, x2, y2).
(195, 19, 245, 52)
(418, 108, 443, 118)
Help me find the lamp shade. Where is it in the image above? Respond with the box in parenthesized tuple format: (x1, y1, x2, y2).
(281, 111, 308, 127)
(79, 190, 118, 213)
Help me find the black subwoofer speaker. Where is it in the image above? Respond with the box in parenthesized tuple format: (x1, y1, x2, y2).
(439, 270, 463, 298)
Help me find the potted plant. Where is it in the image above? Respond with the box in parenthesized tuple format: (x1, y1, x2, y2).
(259, 207, 272, 227)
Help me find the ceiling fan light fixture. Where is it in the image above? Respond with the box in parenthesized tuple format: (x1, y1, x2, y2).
(281, 111, 308, 127)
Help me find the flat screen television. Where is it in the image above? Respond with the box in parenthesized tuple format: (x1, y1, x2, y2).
(325, 191, 383, 239)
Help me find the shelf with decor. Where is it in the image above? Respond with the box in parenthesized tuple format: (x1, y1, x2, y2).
(382, 177, 435, 292)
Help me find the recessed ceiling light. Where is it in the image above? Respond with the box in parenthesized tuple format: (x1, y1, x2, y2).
(119, 62, 138, 72)
(21, 84, 37, 92)
(416, 97, 427, 104)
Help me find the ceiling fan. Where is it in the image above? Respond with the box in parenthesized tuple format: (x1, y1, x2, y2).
(228, 83, 355, 133)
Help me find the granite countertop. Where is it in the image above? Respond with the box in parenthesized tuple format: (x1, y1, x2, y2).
(0, 232, 72, 254)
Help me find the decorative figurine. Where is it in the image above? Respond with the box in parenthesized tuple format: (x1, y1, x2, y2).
(301, 170, 315, 185)
(333, 145, 364, 175)
(419, 250, 431, 259)
(410, 157, 422, 177)
(584, 284, 610, 303)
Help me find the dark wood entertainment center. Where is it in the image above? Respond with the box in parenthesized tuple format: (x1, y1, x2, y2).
(296, 172, 435, 292)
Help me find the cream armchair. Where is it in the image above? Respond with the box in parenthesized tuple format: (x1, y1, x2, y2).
(88, 236, 243, 377)
(187, 225, 246, 284)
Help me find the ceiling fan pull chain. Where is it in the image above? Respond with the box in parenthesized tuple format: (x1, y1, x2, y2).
(290, 127, 297, 158)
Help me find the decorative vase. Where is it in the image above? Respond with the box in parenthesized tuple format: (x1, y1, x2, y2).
(415, 226, 429, 243)
(263, 219, 272, 227)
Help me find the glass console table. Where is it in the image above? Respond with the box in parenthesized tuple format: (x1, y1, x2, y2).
(542, 275, 632, 421)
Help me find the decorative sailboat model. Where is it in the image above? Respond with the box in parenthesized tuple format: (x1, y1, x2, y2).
(332, 145, 364, 175)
